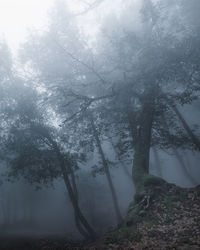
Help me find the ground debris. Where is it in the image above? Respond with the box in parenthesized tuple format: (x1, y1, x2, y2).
(99, 183, 200, 250)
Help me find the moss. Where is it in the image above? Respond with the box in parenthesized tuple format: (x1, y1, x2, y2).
(144, 218, 159, 229)
(105, 227, 142, 244)
(130, 230, 142, 242)
(126, 175, 167, 227)
(133, 172, 166, 194)
(126, 201, 142, 226)
(126, 199, 158, 228)
(105, 232, 120, 244)
(161, 196, 173, 210)
(143, 174, 165, 187)
(194, 217, 200, 223)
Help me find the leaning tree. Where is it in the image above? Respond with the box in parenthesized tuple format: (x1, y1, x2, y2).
(1, 83, 96, 240)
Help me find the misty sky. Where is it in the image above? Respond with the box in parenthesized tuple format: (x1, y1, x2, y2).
(0, 0, 140, 51)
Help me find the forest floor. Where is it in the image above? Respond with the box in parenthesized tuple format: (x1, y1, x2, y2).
(0, 182, 200, 250)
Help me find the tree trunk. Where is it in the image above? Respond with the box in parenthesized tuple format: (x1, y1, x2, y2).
(70, 170, 78, 200)
(172, 105, 200, 151)
(90, 116, 123, 225)
(62, 170, 96, 240)
(132, 92, 155, 192)
(162, 112, 199, 186)
(70, 168, 91, 239)
(49, 139, 96, 240)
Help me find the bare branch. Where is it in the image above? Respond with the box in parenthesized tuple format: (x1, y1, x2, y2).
(62, 92, 115, 124)
(74, 0, 105, 16)
(52, 39, 108, 85)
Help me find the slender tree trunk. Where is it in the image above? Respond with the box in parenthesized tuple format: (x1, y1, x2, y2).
(172, 105, 200, 151)
(70, 169, 91, 239)
(34, 127, 96, 239)
(152, 147, 162, 178)
(70, 170, 78, 200)
(49, 139, 96, 240)
(162, 113, 199, 186)
(173, 148, 198, 186)
(64, 155, 91, 238)
(73, 208, 90, 239)
(90, 116, 123, 225)
(62, 171, 96, 240)
(132, 94, 155, 192)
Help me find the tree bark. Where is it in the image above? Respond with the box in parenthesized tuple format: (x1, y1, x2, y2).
(90, 115, 123, 225)
(48, 138, 96, 240)
(70, 168, 91, 239)
(132, 91, 155, 191)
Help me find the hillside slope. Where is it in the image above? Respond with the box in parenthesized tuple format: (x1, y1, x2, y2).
(90, 181, 200, 249)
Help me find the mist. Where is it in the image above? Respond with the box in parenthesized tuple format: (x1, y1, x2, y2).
(0, 0, 200, 249)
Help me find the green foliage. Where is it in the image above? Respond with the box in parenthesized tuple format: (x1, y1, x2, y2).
(144, 219, 159, 229)
(105, 227, 142, 244)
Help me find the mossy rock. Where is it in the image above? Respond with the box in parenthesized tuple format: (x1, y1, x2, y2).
(143, 174, 165, 188)
(134, 174, 167, 194)
(125, 175, 171, 227)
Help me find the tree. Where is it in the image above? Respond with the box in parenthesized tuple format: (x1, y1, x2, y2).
(89, 112, 122, 224)
(19, 0, 200, 223)
(90, 0, 200, 192)
(1, 85, 96, 240)
(20, 0, 124, 225)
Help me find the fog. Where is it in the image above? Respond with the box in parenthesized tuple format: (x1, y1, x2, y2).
(0, 0, 200, 248)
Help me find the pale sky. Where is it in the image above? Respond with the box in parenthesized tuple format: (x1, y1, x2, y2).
(0, 0, 54, 50)
(0, 0, 140, 52)
(0, 0, 99, 51)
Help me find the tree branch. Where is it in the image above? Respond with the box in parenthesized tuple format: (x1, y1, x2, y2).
(52, 39, 108, 85)
(62, 92, 114, 123)
(74, 0, 105, 16)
